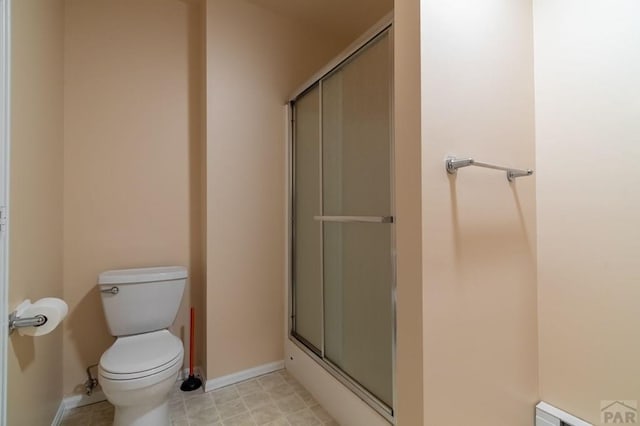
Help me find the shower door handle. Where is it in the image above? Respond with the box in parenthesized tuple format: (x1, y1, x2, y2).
(313, 216, 394, 224)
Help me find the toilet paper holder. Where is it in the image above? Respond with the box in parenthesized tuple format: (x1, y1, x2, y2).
(8, 310, 48, 335)
(8, 298, 68, 337)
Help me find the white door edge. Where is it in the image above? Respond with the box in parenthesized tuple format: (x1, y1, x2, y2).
(0, 0, 11, 425)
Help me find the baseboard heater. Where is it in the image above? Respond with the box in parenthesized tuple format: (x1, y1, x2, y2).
(536, 402, 593, 426)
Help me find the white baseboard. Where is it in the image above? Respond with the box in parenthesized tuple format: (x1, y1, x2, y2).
(63, 390, 107, 410)
(204, 360, 284, 392)
(50, 400, 65, 426)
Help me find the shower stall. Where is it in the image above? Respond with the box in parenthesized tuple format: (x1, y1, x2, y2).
(288, 23, 395, 421)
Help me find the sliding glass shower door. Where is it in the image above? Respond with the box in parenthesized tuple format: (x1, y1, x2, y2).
(291, 29, 394, 415)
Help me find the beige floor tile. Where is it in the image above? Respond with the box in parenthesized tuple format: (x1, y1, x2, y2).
(90, 402, 112, 412)
(223, 411, 257, 426)
(182, 387, 207, 400)
(212, 386, 241, 405)
(288, 381, 306, 392)
(170, 418, 190, 426)
(60, 413, 91, 426)
(235, 379, 262, 395)
(263, 419, 290, 426)
(90, 407, 114, 425)
(169, 396, 183, 406)
(251, 403, 284, 425)
(258, 373, 286, 390)
(170, 392, 184, 405)
(275, 394, 306, 414)
(217, 398, 249, 419)
(185, 393, 216, 412)
(188, 406, 221, 426)
(286, 409, 322, 426)
(278, 370, 298, 384)
(66, 405, 95, 416)
(169, 404, 187, 419)
(242, 391, 273, 410)
(268, 383, 296, 400)
(61, 403, 96, 426)
(170, 407, 187, 421)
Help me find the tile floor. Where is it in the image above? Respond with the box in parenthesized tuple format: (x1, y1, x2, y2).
(61, 369, 339, 426)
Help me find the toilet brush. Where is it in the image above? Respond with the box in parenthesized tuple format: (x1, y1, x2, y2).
(180, 307, 202, 392)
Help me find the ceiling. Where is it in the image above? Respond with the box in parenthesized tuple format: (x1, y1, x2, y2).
(246, 0, 393, 43)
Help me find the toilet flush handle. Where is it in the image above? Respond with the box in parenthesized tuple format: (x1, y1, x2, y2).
(101, 286, 119, 295)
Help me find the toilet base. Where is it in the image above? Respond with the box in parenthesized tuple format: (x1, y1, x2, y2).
(113, 400, 169, 426)
(100, 358, 182, 426)
(99, 332, 184, 426)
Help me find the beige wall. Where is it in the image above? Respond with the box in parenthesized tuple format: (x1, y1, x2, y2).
(420, 1, 538, 424)
(63, 0, 205, 395)
(8, 0, 65, 424)
(205, 0, 347, 380)
(535, 0, 640, 422)
(245, 0, 393, 46)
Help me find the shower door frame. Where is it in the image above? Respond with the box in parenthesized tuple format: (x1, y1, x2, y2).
(286, 13, 396, 423)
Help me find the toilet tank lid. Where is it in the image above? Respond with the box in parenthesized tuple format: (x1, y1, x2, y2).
(98, 266, 187, 285)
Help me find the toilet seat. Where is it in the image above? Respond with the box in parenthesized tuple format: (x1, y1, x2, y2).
(100, 329, 183, 381)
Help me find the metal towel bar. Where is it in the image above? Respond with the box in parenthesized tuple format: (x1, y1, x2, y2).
(445, 156, 533, 182)
(313, 216, 394, 224)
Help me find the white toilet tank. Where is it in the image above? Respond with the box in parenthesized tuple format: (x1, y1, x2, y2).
(98, 266, 187, 336)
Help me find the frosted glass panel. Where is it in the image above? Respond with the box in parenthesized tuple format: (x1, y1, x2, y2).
(293, 85, 322, 351)
(322, 34, 391, 217)
(322, 32, 393, 407)
(323, 222, 393, 406)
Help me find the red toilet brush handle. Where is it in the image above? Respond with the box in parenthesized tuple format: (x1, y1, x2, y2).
(189, 307, 195, 376)
(180, 306, 202, 392)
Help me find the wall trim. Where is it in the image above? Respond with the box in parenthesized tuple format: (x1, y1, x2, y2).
(204, 360, 284, 392)
(62, 390, 107, 411)
(50, 401, 65, 426)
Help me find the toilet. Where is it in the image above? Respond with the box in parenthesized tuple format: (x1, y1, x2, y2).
(97, 266, 187, 426)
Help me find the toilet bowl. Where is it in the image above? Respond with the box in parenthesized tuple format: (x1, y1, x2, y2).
(97, 266, 187, 426)
(99, 330, 184, 426)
